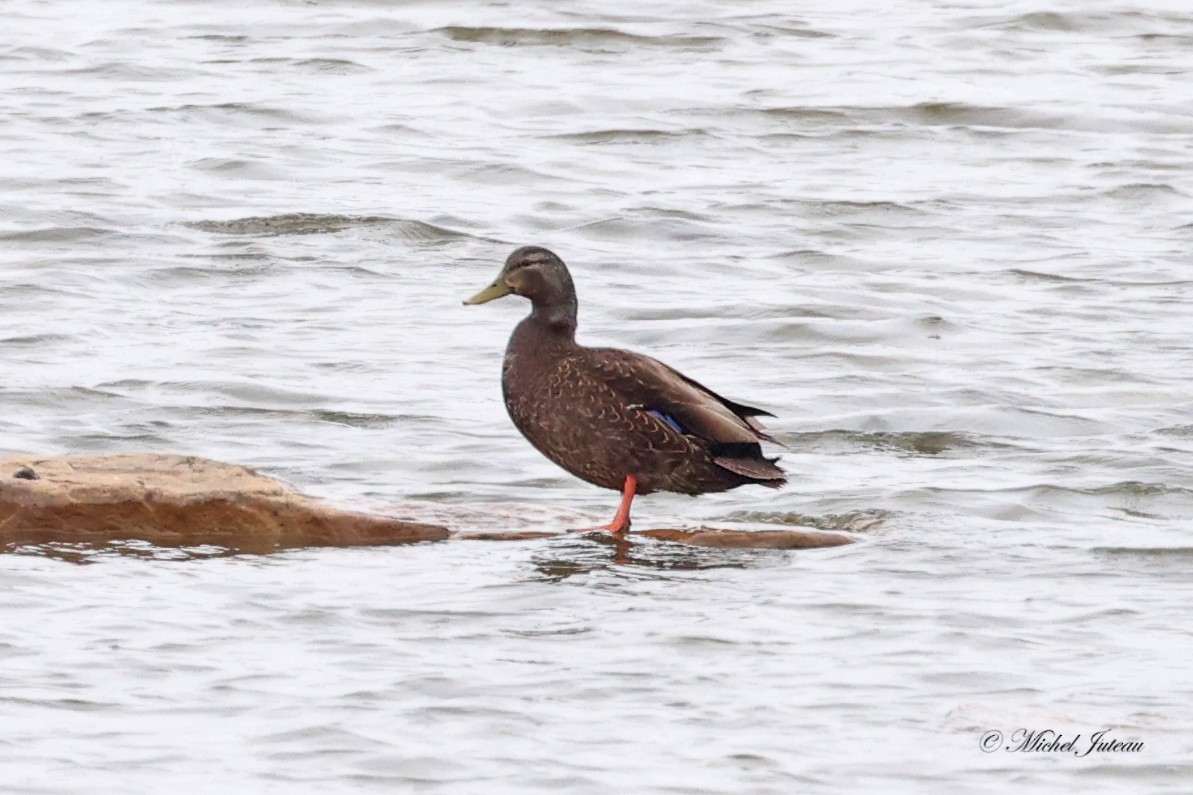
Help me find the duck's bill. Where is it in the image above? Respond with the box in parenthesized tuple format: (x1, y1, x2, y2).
(463, 280, 512, 305)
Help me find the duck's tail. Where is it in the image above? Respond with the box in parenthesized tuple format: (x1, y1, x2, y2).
(714, 454, 787, 488)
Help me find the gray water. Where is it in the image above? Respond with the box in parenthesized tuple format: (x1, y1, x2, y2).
(3, 0, 1193, 792)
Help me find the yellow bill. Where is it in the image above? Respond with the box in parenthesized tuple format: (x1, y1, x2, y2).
(463, 280, 512, 305)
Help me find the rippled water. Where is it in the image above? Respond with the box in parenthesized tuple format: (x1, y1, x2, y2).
(3, 1, 1193, 791)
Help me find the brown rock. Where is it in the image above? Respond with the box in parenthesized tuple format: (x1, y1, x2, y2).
(0, 453, 450, 552)
(0, 454, 854, 555)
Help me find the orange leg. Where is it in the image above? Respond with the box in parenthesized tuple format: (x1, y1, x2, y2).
(607, 473, 637, 535)
(573, 474, 637, 536)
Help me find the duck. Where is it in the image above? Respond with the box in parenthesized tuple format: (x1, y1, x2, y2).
(464, 246, 786, 534)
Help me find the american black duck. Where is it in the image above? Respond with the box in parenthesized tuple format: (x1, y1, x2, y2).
(464, 246, 786, 534)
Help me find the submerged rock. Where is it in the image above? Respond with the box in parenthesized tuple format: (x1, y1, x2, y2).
(638, 528, 852, 549)
(454, 527, 852, 548)
(0, 453, 450, 552)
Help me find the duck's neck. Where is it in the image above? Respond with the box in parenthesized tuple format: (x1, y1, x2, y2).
(509, 307, 577, 363)
(529, 295, 577, 340)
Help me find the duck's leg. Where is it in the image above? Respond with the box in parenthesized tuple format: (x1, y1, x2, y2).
(573, 474, 637, 535)
(606, 474, 637, 535)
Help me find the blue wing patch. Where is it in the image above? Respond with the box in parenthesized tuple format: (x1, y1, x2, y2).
(647, 409, 685, 434)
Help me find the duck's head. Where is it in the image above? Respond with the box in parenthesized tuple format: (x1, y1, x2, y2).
(463, 246, 576, 312)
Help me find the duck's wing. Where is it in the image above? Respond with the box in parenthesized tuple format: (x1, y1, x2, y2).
(584, 347, 780, 447)
(666, 367, 783, 445)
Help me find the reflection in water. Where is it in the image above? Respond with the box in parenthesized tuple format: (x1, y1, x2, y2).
(9, 529, 799, 572)
(6, 540, 261, 565)
(529, 533, 780, 581)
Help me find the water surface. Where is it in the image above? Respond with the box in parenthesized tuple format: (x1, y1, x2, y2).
(2, 1, 1192, 792)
